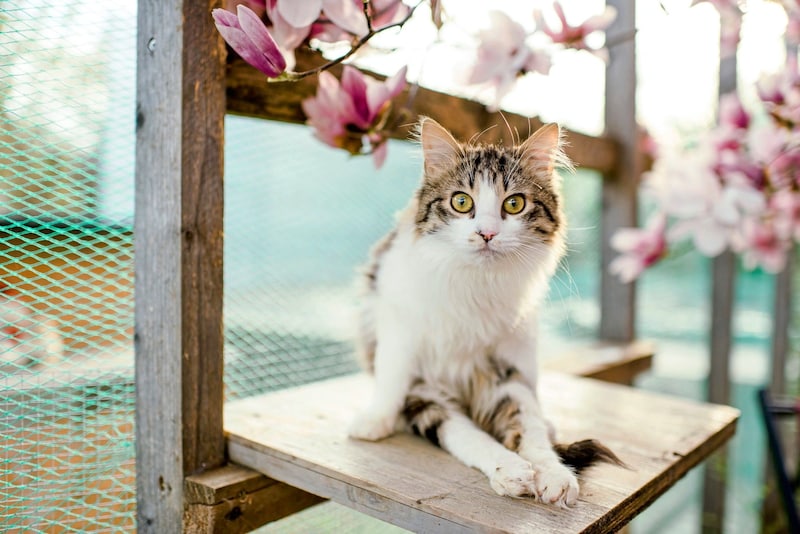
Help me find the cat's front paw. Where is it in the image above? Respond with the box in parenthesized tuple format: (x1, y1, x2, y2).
(534, 462, 579, 508)
(490, 457, 537, 498)
(348, 410, 397, 441)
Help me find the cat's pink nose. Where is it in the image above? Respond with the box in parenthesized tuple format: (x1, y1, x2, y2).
(477, 230, 497, 242)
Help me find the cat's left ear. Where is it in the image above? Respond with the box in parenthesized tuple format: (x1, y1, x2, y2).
(519, 123, 571, 182)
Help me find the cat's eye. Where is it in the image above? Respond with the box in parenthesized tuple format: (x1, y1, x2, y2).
(451, 192, 474, 213)
(503, 194, 526, 215)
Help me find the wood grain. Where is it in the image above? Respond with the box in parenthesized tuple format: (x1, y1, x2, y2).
(135, 0, 226, 531)
(184, 464, 324, 533)
(225, 373, 739, 534)
(225, 50, 618, 174)
(543, 341, 655, 386)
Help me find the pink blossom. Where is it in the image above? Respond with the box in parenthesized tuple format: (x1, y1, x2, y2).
(534, 2, 617, 60)
(275, 0, 407, 39)
(736, 218, 790, 273)
(264, 0, 312, 70)
(225, 0, 266, 18)
(301, 65, 407, 168)
(468, 11, 550, 107)
(692, 0, 742, 57)
(213, 5, 287, 78)
(609, 213, 667, 282)
(771, 189, 800, 242)
(718, 93, 750, 130)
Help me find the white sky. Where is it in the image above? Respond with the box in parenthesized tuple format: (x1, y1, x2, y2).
(358, 0, 790, 139)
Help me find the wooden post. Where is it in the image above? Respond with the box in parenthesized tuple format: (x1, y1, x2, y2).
(701, 49, 738, 534)
(601, 0, 638, 342)
(771, 249, 793, 396)
(135, 0, 226, 531)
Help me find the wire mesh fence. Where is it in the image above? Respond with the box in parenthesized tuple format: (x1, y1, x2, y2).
(0, 0, 138, 531)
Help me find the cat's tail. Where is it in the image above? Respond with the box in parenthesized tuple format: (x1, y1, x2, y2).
(554, 439, 626, 473)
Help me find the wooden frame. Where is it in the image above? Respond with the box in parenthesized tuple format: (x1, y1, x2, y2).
(135, 0, 226, 531)
(133, 0, 782, 532)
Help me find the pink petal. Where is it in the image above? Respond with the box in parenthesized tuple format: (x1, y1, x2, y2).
(322, 0, 368, 36)
(215, 6, 286, 77)
(582, 6, 617, 33)
(341, 66, 371, 127)
(372, 140, 388, 168)
(365, 66, 407, 121)
(277, 0, 322, 28)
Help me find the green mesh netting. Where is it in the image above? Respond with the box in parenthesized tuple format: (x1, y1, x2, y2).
(0, 0, 137, 531)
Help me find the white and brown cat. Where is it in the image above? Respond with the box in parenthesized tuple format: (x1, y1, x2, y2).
(349, 118, 620, 507)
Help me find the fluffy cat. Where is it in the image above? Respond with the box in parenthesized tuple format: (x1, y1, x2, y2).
(349, 118, 620, 507)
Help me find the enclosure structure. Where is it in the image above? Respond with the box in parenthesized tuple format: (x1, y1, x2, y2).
(2, 0, 794, 532)
(131, 0, 751, 532)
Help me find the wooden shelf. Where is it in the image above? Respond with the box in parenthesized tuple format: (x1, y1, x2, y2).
(225, 372, 738, 533)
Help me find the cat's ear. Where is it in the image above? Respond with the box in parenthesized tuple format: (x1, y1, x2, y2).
(418, 117, 461, 178)
(519, 123, 572, 181)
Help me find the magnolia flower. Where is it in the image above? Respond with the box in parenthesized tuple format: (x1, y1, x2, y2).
(468, 11, 551, 108)
(213, 5, 287, 78)
(275, 0, 408, 38)
(736, 218, 790, 273)
(609, 213, 667, 282)
(771, 189, 800, 242)
(264, 0, 312, 70)
(534, 2, 617, 61)
(691, 0, 742, 57)
(225, 0, 266, 18)
(301, 65, 407, 168)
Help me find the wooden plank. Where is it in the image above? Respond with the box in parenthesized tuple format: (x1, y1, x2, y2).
(184, 465, 324, 532)
(600, 0, 638, 342)
(225, 51, 618, 174)
(543, 340, 654, 386)
(225, 373, 739, 534)
(135, 0, 226, 531)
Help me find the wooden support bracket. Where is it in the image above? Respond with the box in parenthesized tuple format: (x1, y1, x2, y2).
(183, 464, 324, 533)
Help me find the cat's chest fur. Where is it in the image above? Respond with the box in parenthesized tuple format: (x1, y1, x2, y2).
(374, 212, 544, 377)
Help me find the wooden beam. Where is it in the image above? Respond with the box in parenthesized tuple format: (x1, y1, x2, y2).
(225, 51, 618, 173)
(600, 0, 639, 342)
(770, 248, 793, 395)
(183, 464, 325, 532)
(135, 0, 226, 531)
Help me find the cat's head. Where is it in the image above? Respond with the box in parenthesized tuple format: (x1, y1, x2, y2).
(413, 117, 569, 264)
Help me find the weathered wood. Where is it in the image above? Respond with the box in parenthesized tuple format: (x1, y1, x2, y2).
(225, 51, 618, 173)
(135, 0, 226, 531)
(770, 247, 793, 395)
(600, 0, 638, 342)
(225, 373, 739, 534)
(544, 340, 654, 386)
(183, 464, 325, 533)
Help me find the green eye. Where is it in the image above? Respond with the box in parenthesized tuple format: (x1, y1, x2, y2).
(451, 192, 474, 213)
(503, 194, 525, 215)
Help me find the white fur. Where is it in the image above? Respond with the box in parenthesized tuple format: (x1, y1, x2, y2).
(349, 122, 576, 505)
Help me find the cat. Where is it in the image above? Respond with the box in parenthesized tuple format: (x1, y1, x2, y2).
(348, 117, 620, 507)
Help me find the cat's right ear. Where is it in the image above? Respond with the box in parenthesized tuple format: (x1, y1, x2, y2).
(418, 117, 461, 178)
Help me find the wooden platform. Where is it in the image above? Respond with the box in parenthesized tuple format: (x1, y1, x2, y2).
(224, 373, 739, 533)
